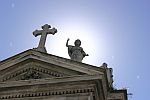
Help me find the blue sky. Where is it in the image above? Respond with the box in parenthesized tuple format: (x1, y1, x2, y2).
(0, 0, 150, 100)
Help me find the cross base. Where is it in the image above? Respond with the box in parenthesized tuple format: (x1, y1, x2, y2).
(33, 47, 47, 53)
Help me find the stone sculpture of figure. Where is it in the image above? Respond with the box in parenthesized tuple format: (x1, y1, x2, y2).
(66, 38, 89, 62)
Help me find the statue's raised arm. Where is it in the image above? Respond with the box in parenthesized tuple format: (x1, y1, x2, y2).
(66, 38, 88, 62)
(66, 38, 70, 47)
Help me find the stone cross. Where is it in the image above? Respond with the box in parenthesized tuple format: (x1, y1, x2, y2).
(33, 24, 57, 53)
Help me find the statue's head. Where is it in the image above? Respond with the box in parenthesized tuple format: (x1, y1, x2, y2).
(74, 39, 81, 47)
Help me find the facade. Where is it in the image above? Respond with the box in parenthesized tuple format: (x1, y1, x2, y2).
(0, 49, 127, 100)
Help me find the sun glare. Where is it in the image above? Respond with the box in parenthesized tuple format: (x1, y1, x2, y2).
(46, 18, 107, 65)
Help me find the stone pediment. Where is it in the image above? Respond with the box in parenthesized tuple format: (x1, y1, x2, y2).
(0, 62, 65, 82)
(0, 49, 103, 82)
(0, 49, 127, 100)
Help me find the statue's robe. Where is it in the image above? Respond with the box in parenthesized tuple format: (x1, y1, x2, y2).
(68, 46, 86, 62)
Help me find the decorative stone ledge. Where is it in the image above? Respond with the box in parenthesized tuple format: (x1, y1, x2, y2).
(0, 88, 94, 99)
(1, 66, 64, 82)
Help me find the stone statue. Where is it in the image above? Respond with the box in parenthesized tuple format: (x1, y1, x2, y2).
(66, 38, 89, 62)
(33, 24, 57, 53)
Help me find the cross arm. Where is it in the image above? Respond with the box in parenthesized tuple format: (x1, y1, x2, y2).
(33, 30, 43, 37)
(47, 28, 57, 35)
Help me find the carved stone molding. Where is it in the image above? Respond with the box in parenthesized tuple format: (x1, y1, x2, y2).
(107, 93, 124, 100)
(0, 88, 94, 99)
(1, 66, 64, 82)
(21, 69, 41, 80)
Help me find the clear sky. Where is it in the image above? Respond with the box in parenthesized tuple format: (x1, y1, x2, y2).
(0, 0, 150, 100)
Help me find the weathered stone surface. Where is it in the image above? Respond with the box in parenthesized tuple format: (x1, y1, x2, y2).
(33, 24, 57, 53)
(107, 90, 128, 100)
(66, 38, 88, 62)
(0, 49, 127, 100)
